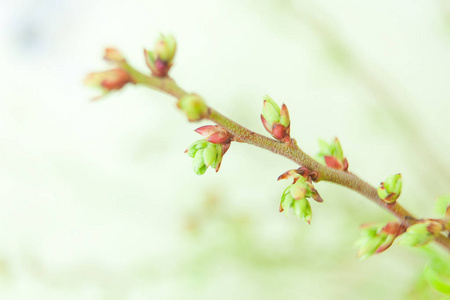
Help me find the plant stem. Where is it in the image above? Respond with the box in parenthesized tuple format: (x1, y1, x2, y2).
(123, 62, 450, 252)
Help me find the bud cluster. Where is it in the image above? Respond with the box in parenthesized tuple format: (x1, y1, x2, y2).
(316, 138, 348, 171)
(186, 140, 224, 175)
(277, 167, 323, 224)
(260, 95, 291, 143)
(185, 126, 233, 175)
(144, 34, 177, 77)
(377, 174, 402, 203)
(356, 222, 405, 259)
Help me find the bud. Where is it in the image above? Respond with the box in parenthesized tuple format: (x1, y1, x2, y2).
(356, 230, 386, 260)
(397, 220, 443, 247)
(356, 224, 386, 259)
(178, 94, 208, 121)
(144, 34, 177, 77)
(316, 138, 348, 171)
(103, 48, 125, 63)
(185, 140, 224, 174)
(279, 176, 315, 223)
(293, 198, 312, 224)
(436, 195, 450, 217)
(84, 69, 133, 99)
(195, 125, 233, 144)
(356, 222, 403, 259)
(278, 169, 323, 203)
(260, 95, 290, 143)
(377, 174, 402, 203)
(154, 34, 177, 62)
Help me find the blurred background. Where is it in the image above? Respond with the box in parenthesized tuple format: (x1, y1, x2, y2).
(1, 0, 450, 299)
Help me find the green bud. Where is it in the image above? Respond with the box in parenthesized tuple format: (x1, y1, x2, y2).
(397, 222, 438, 247)
(397, 232, 434, 247)
(186, 140, 226, 174)
(357, 234, 386, 260)
(210, 144, 223, 170)
(262, 95, 281, 125)
(193, 149, 206, 175)
(407, 222, 431, 235)
(356, 224, 385, 259)
(185, 140, 207, 157)
(293, 198, 312, 224)
(377, 185, 389, 200)
(316, 138, 348, 171)
(384, 174, 402, 194)
(186, 147, 198, 158)
(154, 34, 177, 62)
(203, 143, 217, 167)
(282, 194, 295, 211)
(178, 94, 208, 121)
(378, 174, 402, 203)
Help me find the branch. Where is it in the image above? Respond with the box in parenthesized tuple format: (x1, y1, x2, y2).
(119, 61, 450, 252)
(85, 44, 450, 254)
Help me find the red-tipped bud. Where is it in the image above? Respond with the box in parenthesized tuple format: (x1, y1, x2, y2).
(84, 69, 133, 99)
(260, 96, 291, 143)
(195, 125, 233, 144)
(317, 138, 349, 171)
(144, 34, 177, 77)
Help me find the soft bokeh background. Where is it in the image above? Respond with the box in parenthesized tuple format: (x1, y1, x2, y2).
(1, 0, 450, 299)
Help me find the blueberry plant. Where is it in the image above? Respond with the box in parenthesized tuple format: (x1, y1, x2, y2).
(85, 34, 450, 295)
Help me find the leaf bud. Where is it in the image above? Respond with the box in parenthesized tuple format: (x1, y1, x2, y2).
(178, 94, 208, 121)
(316, 138, 348, 171)
(377, 174, 402, 203)
(144, 34, 177, 77)
(260, 95, 290, 143)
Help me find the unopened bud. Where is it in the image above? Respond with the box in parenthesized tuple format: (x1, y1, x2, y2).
(293, 198, 312, 224)
(260, 95, 290, 143)
(103, 48, 125, 63)
(144, 34, 177, 77)
(377, 174, 402, 203)
(279, 176, 316, 222)
(185, 139, 225, 174)
(84, 69, 133, 99)
(195, 125, 233, 144)
(178, 94, 208, 121)
(154, 34, 177, 63)
(397, 220, 443, 247)
(356, 222, 403, 258)
(316, 138, 348, 171)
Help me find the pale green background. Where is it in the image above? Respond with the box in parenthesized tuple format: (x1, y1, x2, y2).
(0, 0, 449, 299)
